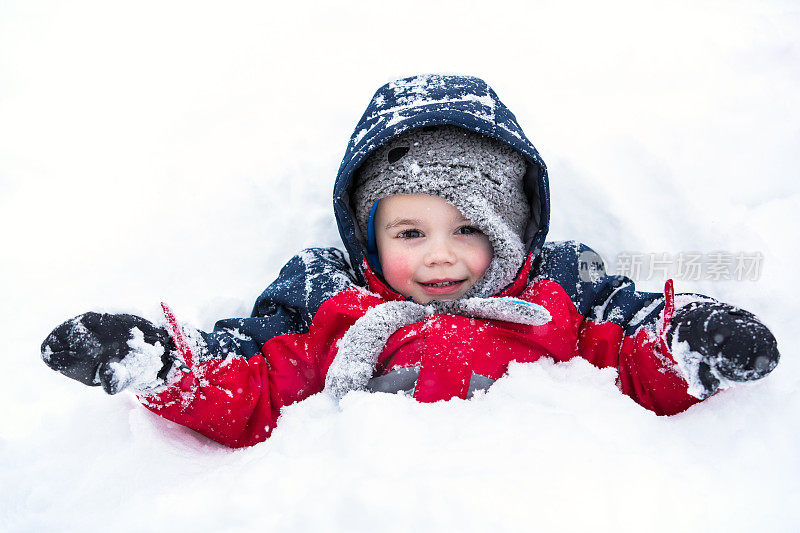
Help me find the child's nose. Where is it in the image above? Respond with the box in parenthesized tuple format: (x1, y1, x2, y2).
(424, 239, 457, 266)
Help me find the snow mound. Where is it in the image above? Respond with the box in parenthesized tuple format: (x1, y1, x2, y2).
(3, 358, 797, 532)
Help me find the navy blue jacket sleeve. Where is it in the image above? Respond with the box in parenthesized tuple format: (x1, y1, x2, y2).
(534, 241, 713, 336)
(195, 247, 359, 361)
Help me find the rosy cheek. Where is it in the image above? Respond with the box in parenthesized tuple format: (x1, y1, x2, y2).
(470, 243, 493, 278)
(382, 254, 414, 290)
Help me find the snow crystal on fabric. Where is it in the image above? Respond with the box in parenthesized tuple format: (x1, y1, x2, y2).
(297, 248, 358, 304)
(41, 345, 53, 363)
(625, 298, 665, 331)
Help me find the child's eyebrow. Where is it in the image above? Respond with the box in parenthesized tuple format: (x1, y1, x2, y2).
(384, 218, 420, 229)
(384, 215, 472, 229)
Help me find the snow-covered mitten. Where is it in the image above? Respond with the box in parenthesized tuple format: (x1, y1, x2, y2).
(325, 301, 428, 399)
(667, 302, 780, 399)
(431, 296, 551, 326)
(41, 312, 185, 394)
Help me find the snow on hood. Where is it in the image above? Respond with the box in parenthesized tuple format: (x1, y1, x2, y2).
(333, 74, 551, 281)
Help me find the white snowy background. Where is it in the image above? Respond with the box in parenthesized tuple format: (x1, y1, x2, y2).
(1, 1, 799, 531)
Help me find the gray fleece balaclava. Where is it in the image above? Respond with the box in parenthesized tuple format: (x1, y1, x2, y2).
(353, 124, 529, 298)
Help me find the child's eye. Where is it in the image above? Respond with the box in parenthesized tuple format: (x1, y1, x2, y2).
(456, 225, 482, 235)
(397, 229, 423, 239)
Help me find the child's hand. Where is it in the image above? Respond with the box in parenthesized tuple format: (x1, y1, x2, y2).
(41, 312, 182, 394)
(667, 302, 780, 398)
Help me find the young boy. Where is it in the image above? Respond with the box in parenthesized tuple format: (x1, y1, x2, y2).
(41, 74, 780, 448)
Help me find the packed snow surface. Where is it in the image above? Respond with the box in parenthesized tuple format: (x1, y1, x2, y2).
(1, 1, 799, 531)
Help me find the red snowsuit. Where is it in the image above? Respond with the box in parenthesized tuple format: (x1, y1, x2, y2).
(140, 251, 701, 448)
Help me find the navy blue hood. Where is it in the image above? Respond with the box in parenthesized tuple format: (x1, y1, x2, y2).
(333, 74, 550, 281)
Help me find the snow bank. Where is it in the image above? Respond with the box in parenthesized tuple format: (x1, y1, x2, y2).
(1, 0, 798, 531)
(4, 359, 797, 531)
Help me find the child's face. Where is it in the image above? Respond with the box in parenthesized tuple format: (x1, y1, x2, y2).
(374, 194, 493, 303)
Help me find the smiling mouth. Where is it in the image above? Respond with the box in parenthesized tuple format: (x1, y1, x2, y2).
(419, 279, 466, 288)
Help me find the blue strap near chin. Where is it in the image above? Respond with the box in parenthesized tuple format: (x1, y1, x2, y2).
(366, 199, 382, 276)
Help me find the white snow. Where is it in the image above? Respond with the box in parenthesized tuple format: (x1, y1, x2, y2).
(119, 327, 170, 393)
(1, 1, 799, 532)
(670, 338, 735, 400)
